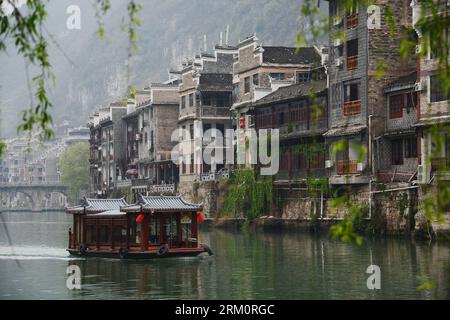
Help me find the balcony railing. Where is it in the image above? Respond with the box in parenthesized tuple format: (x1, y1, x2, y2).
(200, 106, 230, 118)
(336, 160, 358, 175)
(346, 14, 358, 29)
(343, 100, 361, 116)
(179, 106, 230, 120)
(132, 178, 150, 187)
(347, 55, 358, 70)
(116, 180, 132, 188)
(377, 170, 416, 183)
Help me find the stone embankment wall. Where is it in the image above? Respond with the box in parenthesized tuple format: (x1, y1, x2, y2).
(112, 180, 449, 239)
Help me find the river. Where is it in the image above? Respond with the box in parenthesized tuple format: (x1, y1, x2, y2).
(0, 211, 448, 299)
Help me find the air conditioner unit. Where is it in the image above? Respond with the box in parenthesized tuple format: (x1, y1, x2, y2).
(334, 38, 343, 47)
(414, 82, 422, 92)
(417, 165, 428, 184)
(136, 133, 142, 141)
(357, 162, 364, 172)
(325, 160, 333, 168)
(335, 57, 344, 67)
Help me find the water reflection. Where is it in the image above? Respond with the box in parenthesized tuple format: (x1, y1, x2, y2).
(0, 212, 448, 299)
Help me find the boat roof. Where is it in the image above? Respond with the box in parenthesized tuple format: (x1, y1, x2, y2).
(66, 197, 129, 214)
(121, 194, 203, 213)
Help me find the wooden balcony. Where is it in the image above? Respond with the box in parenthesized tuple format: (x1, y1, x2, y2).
(343, 100, 361, 116)
(346, 14, 358, 29)
(336, 160, 358, 175)
(347, 55, 358, 70)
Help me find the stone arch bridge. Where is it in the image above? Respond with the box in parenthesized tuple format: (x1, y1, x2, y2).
(0, 183, 68, 211)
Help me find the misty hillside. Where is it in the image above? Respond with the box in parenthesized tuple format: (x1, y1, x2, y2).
(0, 0, 313, 137)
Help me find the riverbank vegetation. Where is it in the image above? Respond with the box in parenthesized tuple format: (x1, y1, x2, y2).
(58, 142, 90, 204)
(221, 169, 273, 220)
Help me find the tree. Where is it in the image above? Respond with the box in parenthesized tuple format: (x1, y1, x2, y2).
(59, 142, 90, 204)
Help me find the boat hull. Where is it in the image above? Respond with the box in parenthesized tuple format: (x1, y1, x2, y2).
(67, 247, 210, 259)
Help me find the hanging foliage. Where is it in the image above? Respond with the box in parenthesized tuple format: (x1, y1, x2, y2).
(221, 169, 273, 220)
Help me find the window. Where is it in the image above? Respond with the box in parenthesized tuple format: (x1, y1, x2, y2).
(150, 131, 154, 149)
(296, 72, 310, 83)
(181, 157, 186, 174)
(189, 93, 194, 107)
(190, 154, 194, 174)
(253, 74, 259, 86)
(406, 92, 417, 113)
(98, 225, 110, 243)
(344, 82, 360, 102)
(270, 73, 285, 80)
(346, 39, 358, 70)
(244, 77, 250, 93)
(256, 108, 272, 128)
(85, 224, 97, 244)
(391, 139, 404, 165)
(405, 137, 417, 158)
(189, 124, 194, 140)
(202, 93, 212, 106)
(275, 107, 288, 125)
(290, 102, 308, 122)
(148, 218, 160, 244)
(389, 94, 404, 119)
(217, 94, 225, 108)
(181, 96, 186, 109)
(203, 123, 212, 134)
(113, 225, 126, 244)
(216, 123, 225, 137)
(430, 74, 450, 102)
(330, 0, 339, 17)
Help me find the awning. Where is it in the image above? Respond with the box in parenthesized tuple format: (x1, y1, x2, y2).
(383, 129, 416, 138)
(413, 115, 450, 127)
(323, 125, 366, 138)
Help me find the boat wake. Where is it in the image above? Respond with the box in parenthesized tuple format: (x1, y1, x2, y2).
(0, 245, 79, 261)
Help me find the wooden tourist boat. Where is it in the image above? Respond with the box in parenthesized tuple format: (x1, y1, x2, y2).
(66, 195, 213, 259)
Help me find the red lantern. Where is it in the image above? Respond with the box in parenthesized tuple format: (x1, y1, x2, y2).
(239, 116, 246, 128)
(136, 214, 144, 224)
(197, 212, 205, 223)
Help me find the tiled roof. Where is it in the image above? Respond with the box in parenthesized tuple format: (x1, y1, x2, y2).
(122, 195, 203, 213)
(262, 46, 319, 65)
(66, 198, 129, 214)
(384, 72, 417, 93)
(253, 80, 327, 107)
(323, 125, 367, 138)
